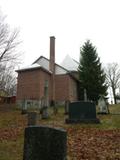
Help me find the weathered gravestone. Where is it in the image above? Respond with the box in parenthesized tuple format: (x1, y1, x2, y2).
(27, 112, 38, 126)
(98, 96, 108, 114)
(66, 101, 100, 123)
(23, 125, 67, 160)
(21, 99, 27, 114)
(64, 100, 70, 114)
(41, 106, 49, 119)
(40, 97, 49, 119)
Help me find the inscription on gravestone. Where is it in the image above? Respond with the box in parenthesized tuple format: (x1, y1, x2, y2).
(23, 125, 67, 160)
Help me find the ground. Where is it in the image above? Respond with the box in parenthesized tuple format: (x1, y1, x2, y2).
(0, 104, 120, 160)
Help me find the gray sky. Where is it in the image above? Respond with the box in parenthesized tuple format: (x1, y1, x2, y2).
(1, 0, 120, 67)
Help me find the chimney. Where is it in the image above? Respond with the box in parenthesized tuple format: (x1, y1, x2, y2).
(49, 36, 55, 104)
(49, 36, 55, 73)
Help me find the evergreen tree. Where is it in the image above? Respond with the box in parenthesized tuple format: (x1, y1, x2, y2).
(78, 40, 107, 102)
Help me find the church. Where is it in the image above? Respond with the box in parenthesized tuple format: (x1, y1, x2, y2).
(16, 36, 79, 106)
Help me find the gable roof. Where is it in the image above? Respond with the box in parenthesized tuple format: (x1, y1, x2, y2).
(16, 55, 79, 81)
(60, 54, 79, 71)
(33, 56, 69, 75)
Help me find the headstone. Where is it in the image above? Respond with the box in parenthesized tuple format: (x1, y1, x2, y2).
(84, 89, 87, 101)
(41, 106, 49, 119)
(27, 112, 38, 126)
(98, 96, 108, 114)
(40, 97, 49, 119)
(66, 101, 100, 123)
(21, 99, 27, 114)
(64, 100, 70, 114)
(53, 101, 58, 115)
(53, 106, 58, 115)
(23, 125, 67, 160)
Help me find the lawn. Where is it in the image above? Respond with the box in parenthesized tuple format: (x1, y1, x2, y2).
(0, 104, 120, 160)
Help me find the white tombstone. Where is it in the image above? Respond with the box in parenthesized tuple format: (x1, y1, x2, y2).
(84, 89, 87, 102)
(98, 96, 108, 113)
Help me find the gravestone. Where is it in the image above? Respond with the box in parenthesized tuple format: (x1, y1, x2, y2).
(41, 106, 49, 119)
(21, 99, 27, 114)
(27, 112, 38, 126)
(64, 100, 70, 114)
(84, 89, 87, 101)
(40, 97, 49, 119)
(23, 125, 67, 160)
(66, 101, 100, 123)
(53, 102, 58, 115)
(98, 96, 108, 114)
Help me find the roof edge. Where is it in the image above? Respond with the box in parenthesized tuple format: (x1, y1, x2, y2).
(33, 55, 70, 73)
(16, 66, 52, 74)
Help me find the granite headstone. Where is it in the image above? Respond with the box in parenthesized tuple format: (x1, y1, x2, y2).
(66, 101, 100, 123)
(23, 125, 67, 160)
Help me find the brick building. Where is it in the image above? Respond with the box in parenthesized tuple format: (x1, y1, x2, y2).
(16, 37, 79, 106)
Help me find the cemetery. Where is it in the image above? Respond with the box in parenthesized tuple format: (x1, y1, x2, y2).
(6, 36, 119, 159)
(0, 103, 120, 160)
(0, 1, 120, 159)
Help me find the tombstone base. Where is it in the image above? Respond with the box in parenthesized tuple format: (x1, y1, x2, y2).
(65, 118, 100, 124)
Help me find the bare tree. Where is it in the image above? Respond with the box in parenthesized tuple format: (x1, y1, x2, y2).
(0, 10, 22, 96)
(0, 11, 21, 63)
(105, 63, 120, 104)
(0, 63, 17, 96)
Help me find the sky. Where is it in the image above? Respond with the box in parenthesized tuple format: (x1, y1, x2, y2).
(1, 0, 120, 68)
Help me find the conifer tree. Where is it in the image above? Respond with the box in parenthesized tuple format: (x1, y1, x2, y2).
(78, 40, 107, 102)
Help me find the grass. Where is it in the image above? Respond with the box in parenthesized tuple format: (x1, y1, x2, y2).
(98, 104, 120, 129)
(0, 104, 120, 159)
(0, 138, 24, 160)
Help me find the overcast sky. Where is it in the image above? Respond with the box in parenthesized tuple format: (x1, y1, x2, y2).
(1, 0, 120, 67)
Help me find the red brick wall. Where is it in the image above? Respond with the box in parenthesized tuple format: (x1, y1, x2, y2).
(39, 70, 52, 100)
(55, 75, 69, 101)
(16, 69, 51, 101)
(68, 76, 78, 101)
(17, 69, 78, 103)
(55, 74, 78, 102)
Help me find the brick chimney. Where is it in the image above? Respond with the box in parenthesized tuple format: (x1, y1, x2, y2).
(49, 36, 55, 105)
(49, 36, 55, 73)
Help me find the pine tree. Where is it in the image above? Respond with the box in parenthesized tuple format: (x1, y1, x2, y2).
(78, 40, 107, 102)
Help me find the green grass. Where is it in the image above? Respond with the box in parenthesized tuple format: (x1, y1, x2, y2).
(109, 104, 120, 113)
(0, 104, 120, 159)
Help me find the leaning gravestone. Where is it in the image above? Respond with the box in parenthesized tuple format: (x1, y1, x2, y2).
(23, 125, 67, 160)
(66, 101, 100, 123)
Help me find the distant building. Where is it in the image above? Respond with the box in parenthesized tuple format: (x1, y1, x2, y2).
(0, 96, 16, 104)
(16, 37, 79, 106)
